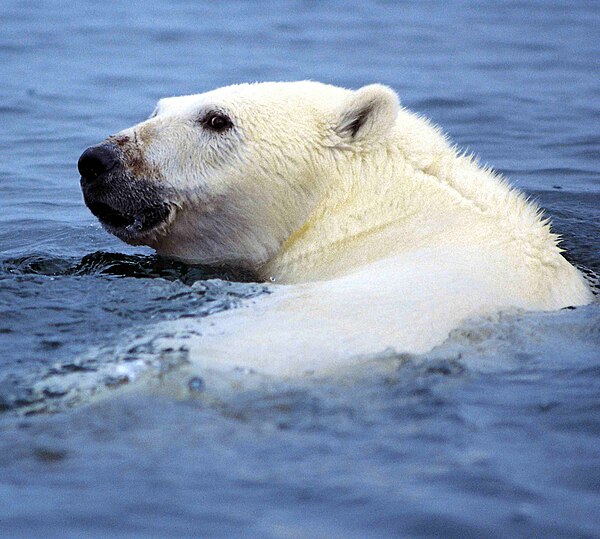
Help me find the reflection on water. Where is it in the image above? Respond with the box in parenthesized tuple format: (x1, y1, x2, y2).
(1, 0, 599, 536)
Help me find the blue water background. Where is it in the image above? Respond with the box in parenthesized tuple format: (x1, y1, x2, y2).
(1, 1, 599, 537)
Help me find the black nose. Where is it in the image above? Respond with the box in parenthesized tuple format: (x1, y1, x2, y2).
(78, 144, 119, 181)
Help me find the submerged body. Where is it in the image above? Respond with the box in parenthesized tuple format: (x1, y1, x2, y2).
(78, 81, 592, 376)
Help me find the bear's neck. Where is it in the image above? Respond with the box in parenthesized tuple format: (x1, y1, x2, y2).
(260, 120, 560, 286)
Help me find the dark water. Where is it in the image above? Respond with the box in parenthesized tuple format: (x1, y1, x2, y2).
(1, 0, 600, 537)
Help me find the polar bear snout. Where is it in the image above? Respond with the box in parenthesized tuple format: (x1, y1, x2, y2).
(78, 142, 173, 245)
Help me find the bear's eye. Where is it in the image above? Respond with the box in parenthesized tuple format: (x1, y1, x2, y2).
(201, 111, 233, 132)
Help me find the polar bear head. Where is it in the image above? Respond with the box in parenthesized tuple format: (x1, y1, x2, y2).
(78, 81, 399, 274)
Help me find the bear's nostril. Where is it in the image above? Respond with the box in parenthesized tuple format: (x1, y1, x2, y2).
(78, 144, 119, 180)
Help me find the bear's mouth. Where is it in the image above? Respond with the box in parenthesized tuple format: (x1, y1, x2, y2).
(87, 202, 135, 228)
(86, 200, 171, 234)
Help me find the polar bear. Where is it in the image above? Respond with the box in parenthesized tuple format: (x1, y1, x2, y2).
(78, 81, 593, 376)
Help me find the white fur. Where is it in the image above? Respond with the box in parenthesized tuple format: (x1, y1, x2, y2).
(117, 81, 592, 377)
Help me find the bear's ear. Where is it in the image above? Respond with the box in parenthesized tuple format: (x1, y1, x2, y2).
(334, 84, 399, 144)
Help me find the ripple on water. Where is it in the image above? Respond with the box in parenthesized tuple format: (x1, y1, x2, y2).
(0, 251, 267, 414)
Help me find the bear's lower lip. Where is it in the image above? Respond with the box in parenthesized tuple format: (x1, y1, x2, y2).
(87, 201, 135, 228)
(86, 201, 171, 233)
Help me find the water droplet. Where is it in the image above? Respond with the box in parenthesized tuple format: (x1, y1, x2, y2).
(188, 376, 205, 393)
